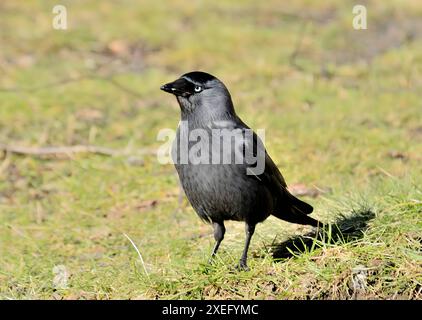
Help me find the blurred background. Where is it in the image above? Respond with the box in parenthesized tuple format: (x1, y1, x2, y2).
(0, 1, 421, 299)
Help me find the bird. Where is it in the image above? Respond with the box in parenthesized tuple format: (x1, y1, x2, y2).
(160, 71, 322, 270)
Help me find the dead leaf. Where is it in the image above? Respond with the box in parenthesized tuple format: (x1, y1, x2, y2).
(52, 292, 63, 300)
(136, 200, 157, 211)
(107, 200, 158, 219)
(106, 39, 130, 56)
(387, 150, 407, 160)
(288, 183, 329, 198)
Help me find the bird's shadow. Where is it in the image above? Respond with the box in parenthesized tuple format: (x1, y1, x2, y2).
(270, 208, 375, 260)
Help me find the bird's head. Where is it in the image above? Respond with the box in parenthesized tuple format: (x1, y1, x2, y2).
(160, 71, 235, 118)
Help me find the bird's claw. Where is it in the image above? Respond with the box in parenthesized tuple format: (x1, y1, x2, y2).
(236, 260, 249, 271)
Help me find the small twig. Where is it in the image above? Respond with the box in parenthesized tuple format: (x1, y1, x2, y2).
(0, 144, 122, 157)
(123, 233, 149, 277)
(376, 166, 397, 179)
(0, 144, 158, 158)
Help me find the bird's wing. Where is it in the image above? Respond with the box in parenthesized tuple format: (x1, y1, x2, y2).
(213, 118, 314, 217)
(263, 150, 287, 188)
(245, 127, 314, 217)
(210, 117, 287, 189)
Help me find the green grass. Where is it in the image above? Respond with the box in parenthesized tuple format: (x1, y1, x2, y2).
(0, 0, 421, 299)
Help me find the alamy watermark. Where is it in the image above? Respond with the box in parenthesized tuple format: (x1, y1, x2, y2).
(353, 5, 367, 30)
(52, 264, 69, 289)
(156, 121, 266, 176)
(52, 5, 67, 30)
(51, 5, 367, 32)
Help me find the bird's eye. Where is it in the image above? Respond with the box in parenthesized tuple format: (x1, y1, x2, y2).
(194, 85, 202, 92)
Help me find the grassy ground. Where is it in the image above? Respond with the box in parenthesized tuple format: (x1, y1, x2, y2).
(0, 0, 421, 299)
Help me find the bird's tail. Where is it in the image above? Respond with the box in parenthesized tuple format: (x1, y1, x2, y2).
(272, 191, 323, 227)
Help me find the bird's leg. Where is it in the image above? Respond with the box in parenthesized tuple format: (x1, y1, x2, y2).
(238, 222, 256, 271)
(209, 221, 225, 263)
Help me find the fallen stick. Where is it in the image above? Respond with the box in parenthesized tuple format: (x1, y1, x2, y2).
(0, 144, 120, 156)
(0, 144, 157, 157)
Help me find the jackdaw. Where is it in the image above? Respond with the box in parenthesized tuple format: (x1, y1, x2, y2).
(161, 71, 321, 270)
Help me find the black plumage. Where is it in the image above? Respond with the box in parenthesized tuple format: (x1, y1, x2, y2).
(161, 71, 322, 270)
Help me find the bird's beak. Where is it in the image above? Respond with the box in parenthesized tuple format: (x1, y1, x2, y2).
(160, 78, 193, 97)
(160, 82, 174, 94)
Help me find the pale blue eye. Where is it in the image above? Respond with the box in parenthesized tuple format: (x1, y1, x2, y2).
(194, 85, 202, 92)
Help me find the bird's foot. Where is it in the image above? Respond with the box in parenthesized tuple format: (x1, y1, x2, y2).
(236, 260, 249, 271)
(208, 252, 218, 265)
